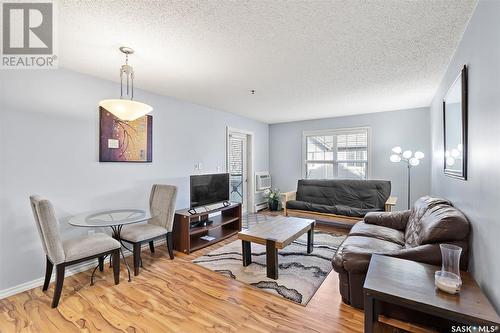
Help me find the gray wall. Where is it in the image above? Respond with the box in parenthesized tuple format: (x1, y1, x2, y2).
(0, 69, 269, 292)
(430, 0, 500, 311)
(269, 108, 431, 211)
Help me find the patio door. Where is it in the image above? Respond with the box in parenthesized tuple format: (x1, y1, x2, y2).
(228, 132, 248, 212)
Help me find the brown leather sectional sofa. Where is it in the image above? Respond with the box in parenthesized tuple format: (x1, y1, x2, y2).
(332, 196, 470, 309)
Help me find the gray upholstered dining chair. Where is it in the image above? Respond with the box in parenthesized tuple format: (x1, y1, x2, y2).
(121, 184, 177, 276)
(30, 195, 121, 308)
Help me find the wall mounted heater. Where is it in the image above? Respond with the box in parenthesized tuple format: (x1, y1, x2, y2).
(254, 172, 271, 211)
(256, 172, 271, 191)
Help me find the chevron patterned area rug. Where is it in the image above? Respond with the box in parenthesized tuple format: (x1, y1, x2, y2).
(192, 214, 346, 305)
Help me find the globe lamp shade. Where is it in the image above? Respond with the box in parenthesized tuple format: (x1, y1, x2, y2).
(414, 151, 425, 160)
(390, 154, 402, 163)
(402, 150, 412, 159)
(409, 157, 420, 166)
(392, 146, 402, 154)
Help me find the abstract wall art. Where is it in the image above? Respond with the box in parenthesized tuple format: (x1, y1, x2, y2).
(99, 107, 153, 162)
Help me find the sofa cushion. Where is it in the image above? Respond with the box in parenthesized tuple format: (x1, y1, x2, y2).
(408, 207, 469, 247)
(286, 200, 381, 218)
(350, 221, 405, 246)
(332, 236, 403, 273)
(405, 196, 469, 247)
(296, 179, 391, 211)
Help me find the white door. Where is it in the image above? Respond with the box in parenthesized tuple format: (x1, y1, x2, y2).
(228, 132, 248, 212)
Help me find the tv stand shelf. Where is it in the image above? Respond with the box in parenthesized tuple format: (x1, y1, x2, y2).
(172, 202, 242, 254)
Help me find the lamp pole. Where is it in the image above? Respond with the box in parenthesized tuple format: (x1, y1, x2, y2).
(390, 147, 424, 211)
(407, 164, 411, 210)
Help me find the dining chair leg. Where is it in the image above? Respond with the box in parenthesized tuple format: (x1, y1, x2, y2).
(43, 256, 53, 291)
(149, 241, 155, 254)
(98, 256, 104, 272)
(112, 249, 120, 285)
(166, 232, 174, 260)
(52, 265, 65, 308)
(133, 243, 141, 276)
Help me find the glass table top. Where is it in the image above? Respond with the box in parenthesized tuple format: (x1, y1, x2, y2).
(68, 209, 152, 227)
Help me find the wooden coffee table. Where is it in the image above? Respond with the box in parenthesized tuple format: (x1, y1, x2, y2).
(363, 254, 500, 333)
(237, 216, 315, 279)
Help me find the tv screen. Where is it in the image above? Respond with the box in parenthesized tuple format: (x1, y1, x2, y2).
(190, 173, 230, 208)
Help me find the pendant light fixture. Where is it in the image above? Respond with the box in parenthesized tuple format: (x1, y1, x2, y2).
(99, 47, 153, 121)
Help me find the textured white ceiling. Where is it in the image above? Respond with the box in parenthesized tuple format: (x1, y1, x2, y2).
(58, 0, 477, 123)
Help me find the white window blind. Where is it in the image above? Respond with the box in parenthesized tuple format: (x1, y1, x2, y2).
(228, 136, 243, 175)
(304, 128, 369, 180)
(228, 134, 244, 203)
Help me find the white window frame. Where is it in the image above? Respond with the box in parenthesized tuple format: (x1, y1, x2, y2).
(301, 127, 372, 180)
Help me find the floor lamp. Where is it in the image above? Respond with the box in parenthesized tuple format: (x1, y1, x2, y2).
(390, 147, 424, 210)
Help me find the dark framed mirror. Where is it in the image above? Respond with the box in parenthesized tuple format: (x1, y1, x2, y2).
(443, 65, 468, 180)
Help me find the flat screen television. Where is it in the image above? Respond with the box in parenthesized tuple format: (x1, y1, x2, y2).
(190, 173, 230, 208)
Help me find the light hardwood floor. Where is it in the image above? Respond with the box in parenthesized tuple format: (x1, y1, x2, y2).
(0, 214, 433, 333)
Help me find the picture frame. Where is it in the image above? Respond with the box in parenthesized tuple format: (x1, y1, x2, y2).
(99, 107, 153, 162)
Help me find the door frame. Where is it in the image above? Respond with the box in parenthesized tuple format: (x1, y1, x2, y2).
(226, 126, 255, 213)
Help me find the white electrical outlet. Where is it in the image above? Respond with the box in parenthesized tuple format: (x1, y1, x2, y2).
(194, 162, 203, 171)
(87, 230, 95, 235)
(108, 139, 119, 149)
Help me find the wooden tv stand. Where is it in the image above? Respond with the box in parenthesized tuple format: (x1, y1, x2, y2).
(172, 202, 242, 254)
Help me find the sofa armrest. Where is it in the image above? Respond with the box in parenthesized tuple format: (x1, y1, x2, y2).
(384, 196, 398, 212)
(386, 244, 442, 266)
(281, 191, 296, 215)
(388, 240, 469, 269)
(333, 243, 439, 275)
(364, 210, 411, 230)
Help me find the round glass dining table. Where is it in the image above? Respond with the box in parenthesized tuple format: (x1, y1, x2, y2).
(68, 209, 153, 283)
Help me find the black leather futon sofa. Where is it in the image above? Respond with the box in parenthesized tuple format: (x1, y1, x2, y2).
(283, 179, 396, 225)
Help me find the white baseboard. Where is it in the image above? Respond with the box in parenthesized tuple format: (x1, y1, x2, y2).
(0, 239, 166, 300)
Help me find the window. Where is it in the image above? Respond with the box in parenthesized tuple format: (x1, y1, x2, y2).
(303, 128, 370, 180)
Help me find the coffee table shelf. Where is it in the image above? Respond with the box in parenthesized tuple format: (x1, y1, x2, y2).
(189, 215, 240, 235)
(190, 226, 239, 252)
(173, 202, 242, 254)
